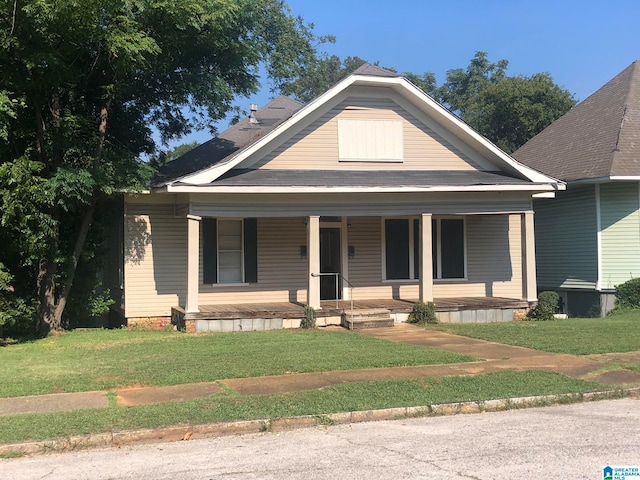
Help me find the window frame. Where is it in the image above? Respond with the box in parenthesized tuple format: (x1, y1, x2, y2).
(202, 217, 258, 286)
(432, 217, 467, 281)
(381, 216, 467, 282)
(217, 218, 245, 284)
(381, 216, 419, 282)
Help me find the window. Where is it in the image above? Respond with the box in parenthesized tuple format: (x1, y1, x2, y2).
(383, 217, 465, 281)
(218, 220, 243, 283)
(202, 218, 258, 284)
(385, 219, 418, 280)
(433, 218, 465, 279)
(338, 119, 403, 162)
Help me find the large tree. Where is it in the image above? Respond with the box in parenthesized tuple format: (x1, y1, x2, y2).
(439, 52, 576, 152)
(279, 55, 366, 102)
(0, 0, 326, 333)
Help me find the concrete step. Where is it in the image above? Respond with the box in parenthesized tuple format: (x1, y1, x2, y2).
(341, 309, 393, 329)
(344, 308, 391, 319)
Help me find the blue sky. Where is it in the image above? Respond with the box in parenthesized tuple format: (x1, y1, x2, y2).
(176, 0, 639, 147)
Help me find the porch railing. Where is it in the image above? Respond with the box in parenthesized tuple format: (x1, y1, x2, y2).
(311, 272, 354, 326)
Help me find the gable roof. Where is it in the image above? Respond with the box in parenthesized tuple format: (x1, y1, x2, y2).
(350, 63, 400, 78)
(153, 96, 303, 186)
(513, 61, 640, 182)
(155, 64, 562, 191)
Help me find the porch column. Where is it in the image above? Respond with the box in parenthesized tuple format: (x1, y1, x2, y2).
(419, 213, 433, 302)
(522, 211, 538, 301)
(186, 214, 201, 313)
(307, 215, 321, 309)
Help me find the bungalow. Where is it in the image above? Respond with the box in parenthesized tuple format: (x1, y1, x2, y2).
(514, 61, 640, 317)
(111, 64, 563, 332)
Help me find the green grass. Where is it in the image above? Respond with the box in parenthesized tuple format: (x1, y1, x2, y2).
(0, 328, 474, 398)
(428, 312, 640, 355)
(0, 371, 606, 444)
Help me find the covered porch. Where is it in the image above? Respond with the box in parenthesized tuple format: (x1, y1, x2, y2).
(172, 297, 532, 333)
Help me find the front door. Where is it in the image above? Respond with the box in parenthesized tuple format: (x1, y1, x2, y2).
(320, 227, 341, 300)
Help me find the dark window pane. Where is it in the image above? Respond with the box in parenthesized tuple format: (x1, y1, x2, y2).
(432, 219, 437, 278)
(441, 219, 464, 278)
(385, 219, 409, 279)
(202, 218, 217, 284)
(244, 218, 258, 283)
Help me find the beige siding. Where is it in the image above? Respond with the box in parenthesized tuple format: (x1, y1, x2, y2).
(124, 204, 187, 318)
(124, 210, 525, 318)
(346, 217, 383, 291)
(435, 214, 522, 298)
(254, 97, 486, 171)
(198, 217, 308, 305)
(344, 214, 523, 300)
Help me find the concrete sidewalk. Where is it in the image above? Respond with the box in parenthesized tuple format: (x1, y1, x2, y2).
(2, 323, 639, 417)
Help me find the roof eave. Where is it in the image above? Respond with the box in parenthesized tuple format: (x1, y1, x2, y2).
(164, 183, 558, 194)
(566, 176, 640, 184)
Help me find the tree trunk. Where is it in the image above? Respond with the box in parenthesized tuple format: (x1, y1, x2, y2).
(47, 99, 109, 328)
(36, 100, 110, 331)
(37, 207, 60, 333)
(37, 258, 58, 333)
(53, 202, 96, 325)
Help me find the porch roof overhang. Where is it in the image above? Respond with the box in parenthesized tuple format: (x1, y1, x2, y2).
(155, 169, 562, 195)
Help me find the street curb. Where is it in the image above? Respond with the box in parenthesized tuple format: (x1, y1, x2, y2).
(1, 387, 638, 457)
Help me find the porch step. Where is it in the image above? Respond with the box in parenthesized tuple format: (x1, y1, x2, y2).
(341, 309, 394, 330)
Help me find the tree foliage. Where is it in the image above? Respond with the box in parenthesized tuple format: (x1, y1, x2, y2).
(0, 0, 327, 334)
(439, 52, 576, 153)
(279, 55, 366, 102)
(150, 141, 201, 170)
(278, 50, 575, 153)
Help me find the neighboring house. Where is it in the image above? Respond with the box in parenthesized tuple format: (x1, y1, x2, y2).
(513, 61, 640, 316)
(111, 64, 563, 331)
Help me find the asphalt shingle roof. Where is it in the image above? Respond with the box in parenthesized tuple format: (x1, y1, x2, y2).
(351, 63, 400, 78)
(154, 64, 398, 187)
(513, 61, 640, 182)
(153, 96, 303, 186)
(178, 169, 532, 188)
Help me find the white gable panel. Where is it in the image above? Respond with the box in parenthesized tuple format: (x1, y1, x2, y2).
(338, 119, 403, 162)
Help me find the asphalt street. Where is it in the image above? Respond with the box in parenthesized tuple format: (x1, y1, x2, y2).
(2, 398, 639, 480)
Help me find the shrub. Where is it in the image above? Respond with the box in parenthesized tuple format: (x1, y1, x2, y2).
(301, 305, 316, 329)
(0, 264, 36, 338)
(526, 291, 559, 321)
(614, 278, 640, 310)
(408, 301, 438, 324)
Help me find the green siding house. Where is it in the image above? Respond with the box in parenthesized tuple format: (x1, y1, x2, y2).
(514, 61, 640, 316)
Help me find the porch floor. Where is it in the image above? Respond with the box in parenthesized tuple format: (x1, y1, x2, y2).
(188, 297, 530, 320)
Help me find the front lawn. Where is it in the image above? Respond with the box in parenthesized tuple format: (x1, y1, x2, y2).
(0, 371, 606, 444)
(0, 328, 474, 398)
(428, 311, 640, 355)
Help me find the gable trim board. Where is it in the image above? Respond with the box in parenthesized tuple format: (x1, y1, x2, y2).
(166, 74, 562, 188)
